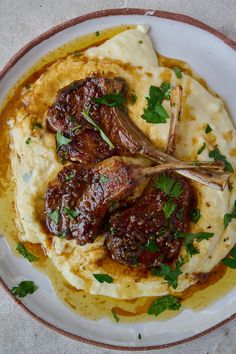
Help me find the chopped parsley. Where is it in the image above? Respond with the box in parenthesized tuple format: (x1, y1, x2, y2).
(63, 207, 78, 220)
(93, 92, 125, 110)
(47, 208, 60, 225)
(190, 208, 201, 223)
(160, 81, 171, 100)
(222, 247, 236, 269)
(56, 131, 72, 149)
(81, 109, 114, 150)
(141, 85, 170, 124)
(25, 137, 31, 145)
(95, 31, 100, 36)
(155, 174, 182, 198)
(147, 295, 181, 316)
(162, 200, 176, 219)
(138, 333, 142, 340)
(146, 238, 159, 253)
(130, 90, 137, 105)
(172, 67, 182, 79)
(71, 124, 81, 132)
(151, 258, 184, 289)
(197, 142, 206, 155)
(11, 280, 38, 298)
(176, 232, 214, 257)
(209, 147, 234, 173)
(15, 243, 38, 262)
(138, 40, 143, 44)
(65, 171, 76, 181)
(205, 124, 212, 134)
(111, 309, 119, 322)
(99, 175, 109, 183)
(33, 122, 43, 129)
(93, 273, 113, 284)
(224, 200, 236, 228)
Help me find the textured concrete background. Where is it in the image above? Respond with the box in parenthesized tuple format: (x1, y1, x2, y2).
(0, 1, 236, 353)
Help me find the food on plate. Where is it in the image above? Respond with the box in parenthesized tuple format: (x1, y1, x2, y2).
(2, 25, 236, 319)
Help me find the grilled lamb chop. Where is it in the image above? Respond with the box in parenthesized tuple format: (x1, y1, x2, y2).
(47, 76, 228, 190)
(45, 157, 214, 245)
(106, 174, 190, 268)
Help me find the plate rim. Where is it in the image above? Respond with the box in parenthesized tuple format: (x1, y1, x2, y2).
(0, 8, 236, 351)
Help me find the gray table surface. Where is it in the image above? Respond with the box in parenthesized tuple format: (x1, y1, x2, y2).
(0, 1, 236, 353)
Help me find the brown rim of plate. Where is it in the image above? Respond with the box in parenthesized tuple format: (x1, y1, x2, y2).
(0, 8, 236, 351)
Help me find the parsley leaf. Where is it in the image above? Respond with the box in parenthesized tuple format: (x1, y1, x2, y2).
(147, 295, 181, 316)
(173, 67, 182, 79)
(56, 131, 72, 149)
(155, 104, 169, 120)
(223, 200, 236, 228)
(93, 92, 125, 110)
(146, 238, 159, 253)
(155, 174, 182, 198)
(130, 90, 137, 105)
(63, 207, 78, 220)
(99, 175, 109, 183)
(15, 243, 38, 262)
(222, 247, 236, 269)
(47, 208, 60, 225)
(65, 172, 76, 181)
(95, 31, 100, 36)
(141, 85, 170, 124)
(163, 200, 176, 219)
(93, 273, 113, 283)
(197, 142, 206, 155)
(111, 309, 119, 322)
(11, 280, 38, 298)
(160, 81, 171, 100)
(33, 122, 43, 129)
(190, 208, 201, 223)
(151, 258, 184, 289)
(81, 109, 114, 150)
(205, 124, 212, 134)
(209, 147, 234, 173)
(25, 137, 31, 145)
(177, 232, 214, 257)
(186, 242, 199, 257)
(138, 333, 142, 340)
(138, 40, 143, 44)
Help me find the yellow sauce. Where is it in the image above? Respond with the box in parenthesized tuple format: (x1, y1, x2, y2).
(0, 25, 236, 323)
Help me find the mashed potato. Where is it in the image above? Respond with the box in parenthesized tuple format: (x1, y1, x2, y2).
(10, 26, 236, 299)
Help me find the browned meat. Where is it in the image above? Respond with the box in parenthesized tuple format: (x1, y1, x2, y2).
(106, 174, 191, 268)
(45, 157, 146, 245)
(47, 76, 228, 191)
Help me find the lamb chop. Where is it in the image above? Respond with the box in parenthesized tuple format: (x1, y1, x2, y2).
(45, 157, 220, 246)
(106, 173, 190, 268)
(47, 76, 229, 190)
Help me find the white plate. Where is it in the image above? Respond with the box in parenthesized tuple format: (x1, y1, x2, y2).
(0, 9, 236, 350)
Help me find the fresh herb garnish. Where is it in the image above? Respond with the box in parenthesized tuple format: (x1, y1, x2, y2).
(25, 137, 31, 145)
(155, 174, 182, 198)
(111, 309, 119, 322)
(93, 92, 125, 110)
(138, 333, 142, 340)
(176, 232, 214, 257)
(130, 90, 137, 105)
(222, 247, 236, 269)
(71, 125, 81, 132)
(146, 238, 159, 253)
(138, 40, 143, 44)
(176, 207, 184, 221)
(56, 131, 72, 149)
(47, 208, 60, 225)
(64, 207, 78, 220)
(205, 124, 212, 134)
(130, 256, 138, 266)
(81, 109, 115, 150)
(95, 31, 100, 36)
(190, 208, 201, 223)
(160, 81, 171, 100)
(151, 259, 183, 289)
(223, 200, 236, 228)
(147, 295, 181, 316)
(15, 243, 38, 262)
(65, 172, 76, 181)
(93, 273, 113, 284)
(141, 85, 169, 124)
(33, 122, 43, 129)
(209, 147, 234, 173)
(162, 200, 176, 219)
(197, 142, 206, 155)
(11, 280, 38, 298)
(99, 175, 109, 183)
(173, 67, 182, 79)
